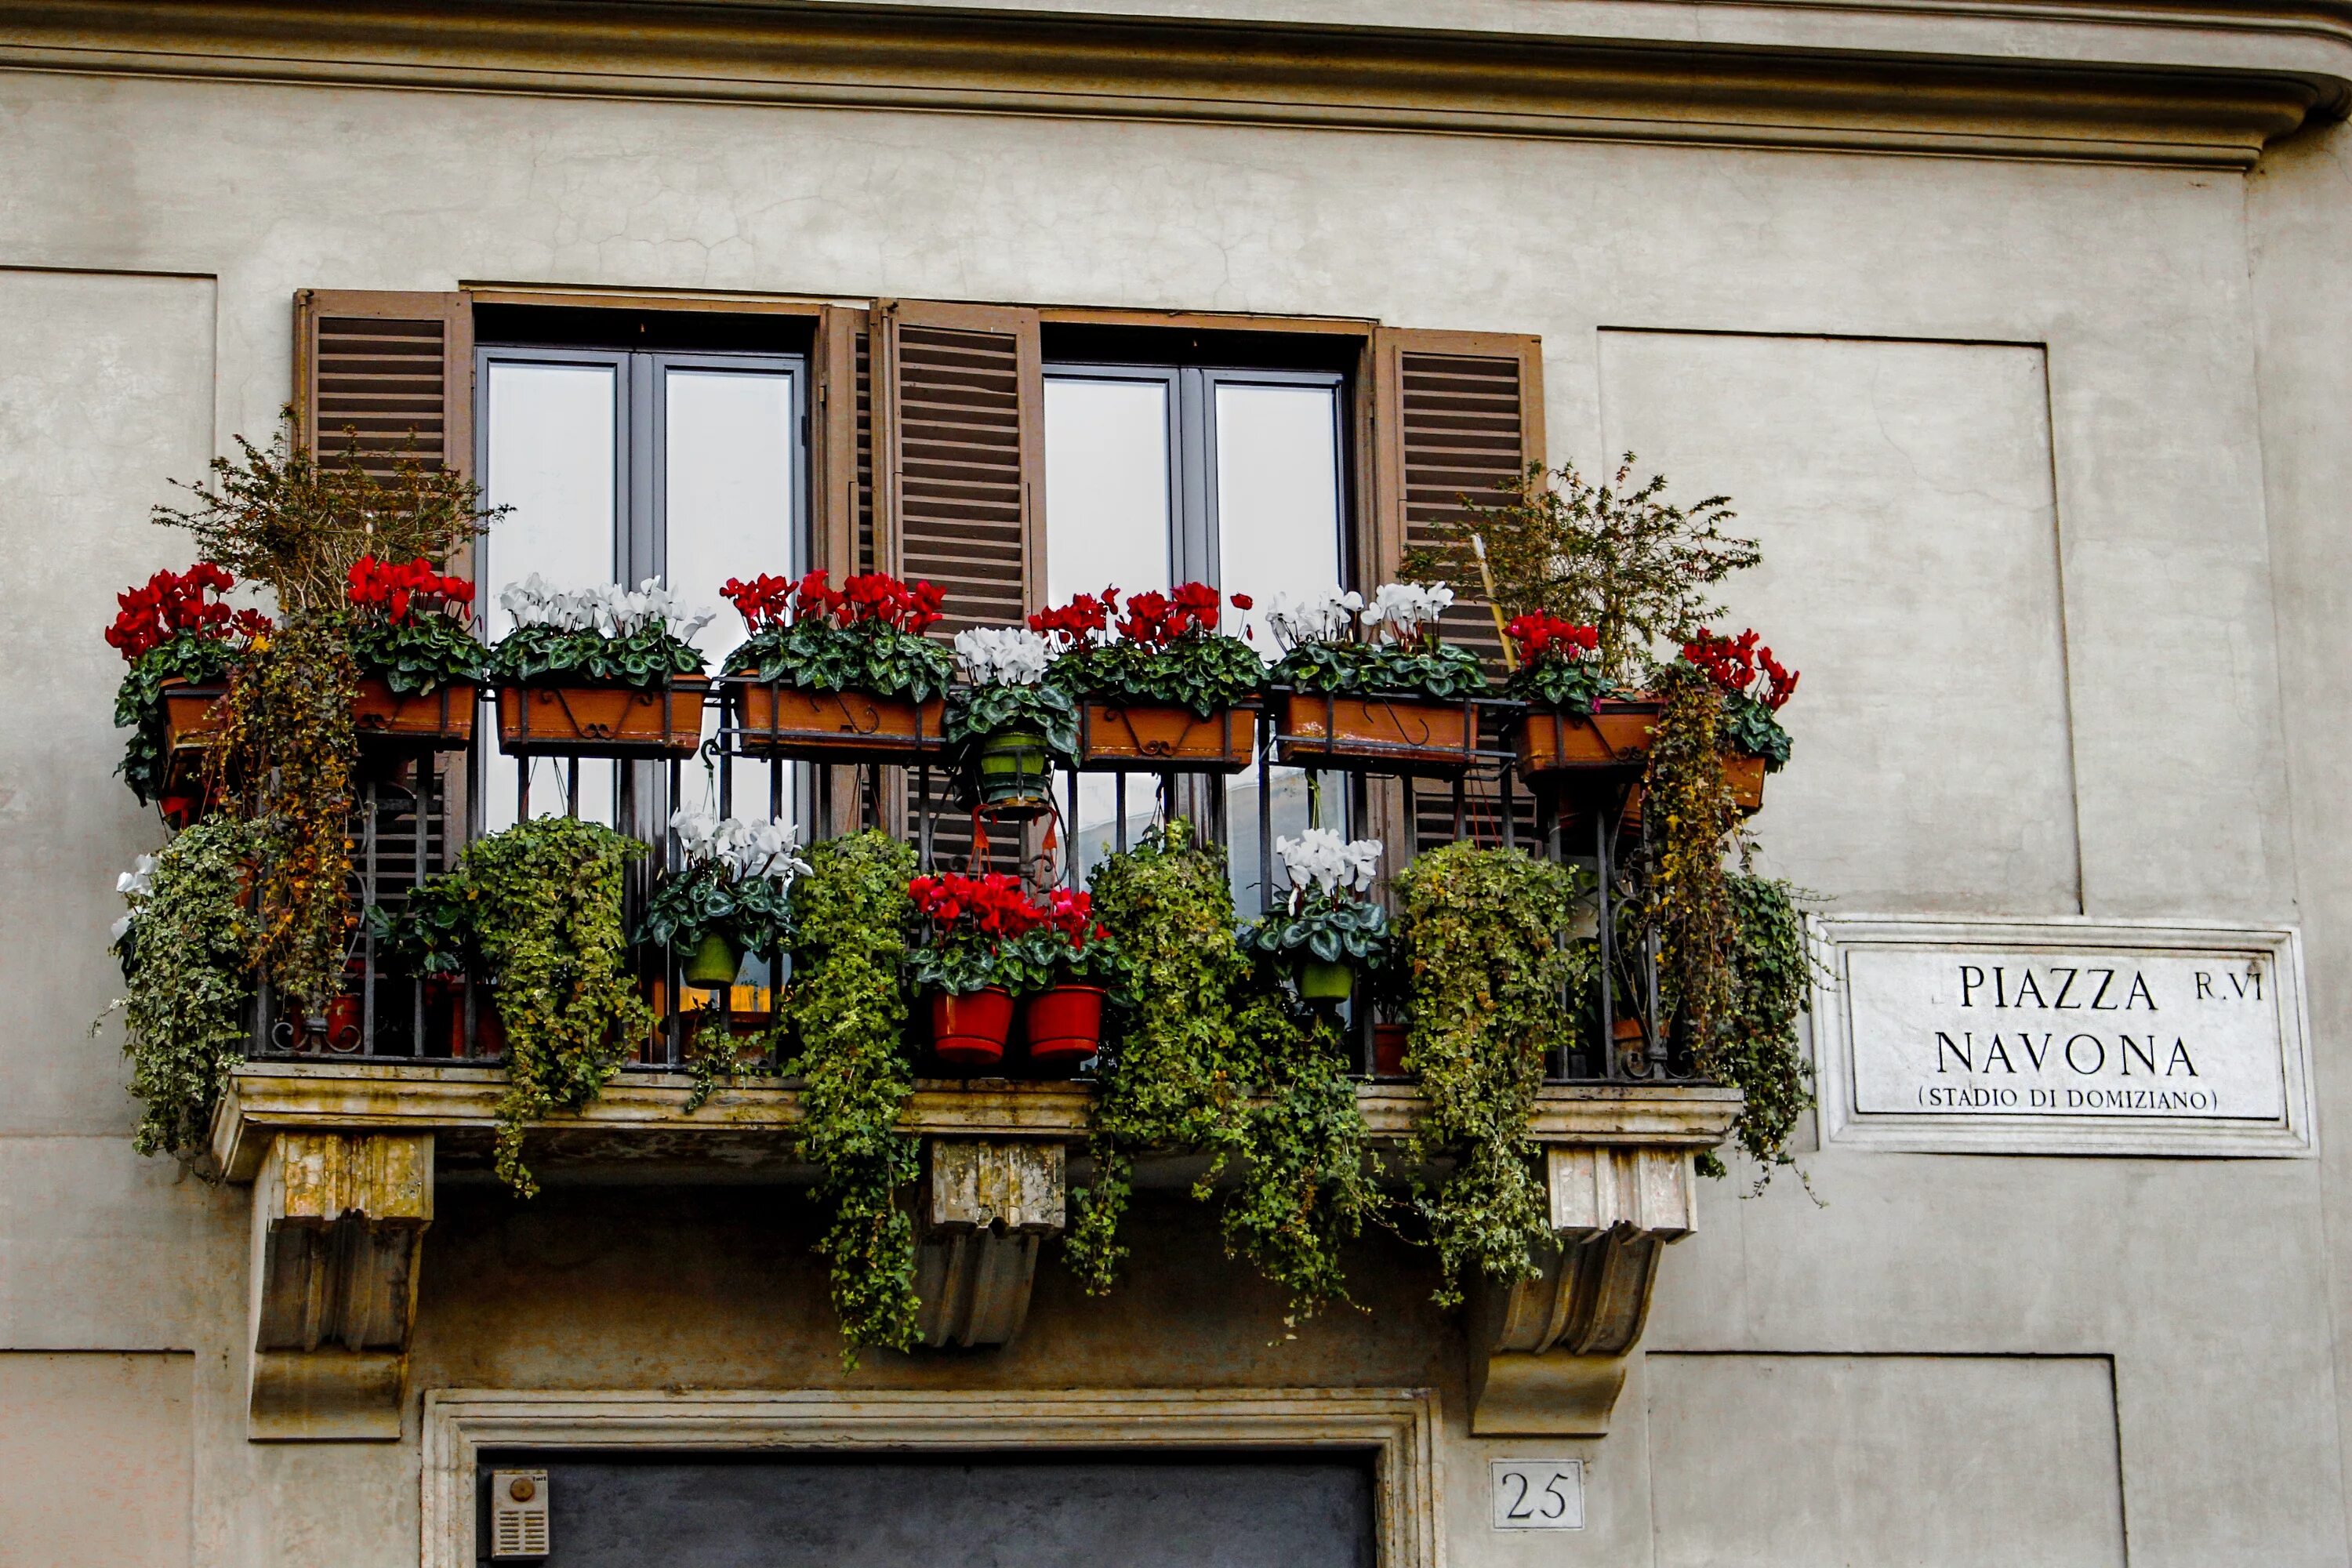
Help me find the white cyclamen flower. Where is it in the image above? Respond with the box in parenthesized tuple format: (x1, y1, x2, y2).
(953, 626, 1053, 687)
(1360, 582, 1454, 642)
(501, 576, 714, 641)
(1275, 828, 1382, 904)
(670, 808, 811, 884)
(115, 854, 157, 898)
(1265, 589, 1365, 652)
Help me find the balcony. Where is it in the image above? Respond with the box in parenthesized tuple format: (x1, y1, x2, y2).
(184, 676, 1742, 1443)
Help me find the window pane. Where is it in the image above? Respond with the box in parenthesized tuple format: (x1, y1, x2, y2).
(663, 366, 797, 831)
(1047, 375, 1176, 879)
(1214, 381, 1346, 914)
(480, 360, 619, 833)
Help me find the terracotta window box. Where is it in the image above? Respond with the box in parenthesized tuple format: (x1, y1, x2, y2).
(1274, 691, 1475, 775)
(1511, 699, 1663, 782)
(351, 678, 476, 751)
(730, 683, 946, 765)
(1076, 701, 1258, 773)
(495, 679, 709, 758)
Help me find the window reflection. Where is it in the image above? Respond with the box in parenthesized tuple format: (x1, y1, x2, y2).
(1215, 381, 1345, 915)
(479, 359, 620, 833)
(1046, 374, 1177, 882)
(664, 366, 798, 827)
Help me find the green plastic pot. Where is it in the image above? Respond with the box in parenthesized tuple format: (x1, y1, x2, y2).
(684, 931, 742, 988)
(1298, 958, 1355, 1004)
(975, 728, 1053, 806)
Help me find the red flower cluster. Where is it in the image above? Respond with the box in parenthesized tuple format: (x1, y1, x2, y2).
(105, 562, 267, 662)
(345, 556, 474, 624)
(908, 872, 1047, 939)
(1041, 887, 1106, 948)
(723, 570, 946, 633)
(1504, 612, 1600, 665)
(1683, 628, 1798, 711)
(1030, 583, 1252, 648)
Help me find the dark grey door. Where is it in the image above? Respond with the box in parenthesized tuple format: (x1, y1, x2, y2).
(479, 1451, 1376, 1568)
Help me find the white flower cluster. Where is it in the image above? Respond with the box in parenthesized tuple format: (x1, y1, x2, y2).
(1275, 828, 1381, 906)
(499, 575, 716, 642)
(953, 626, 1053, 687)
(110, 853, 158, 943)
(670, 808, 810, 884)
(1360, 581, 1454, 642)
(1265, 590, 1364, 651)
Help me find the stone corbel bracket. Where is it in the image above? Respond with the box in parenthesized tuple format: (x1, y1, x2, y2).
(914, 1138, 1067, 1348)
(1468, 1145, 1697, 1436)
(248, 1131, 434, 1440)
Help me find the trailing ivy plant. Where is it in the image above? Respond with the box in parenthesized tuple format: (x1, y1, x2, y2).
(1392, 841, 1595, 1307)
(213, 613, 361, 1014)
(103, 818, 259, 1160)
(1643, 662, 1740, 1087)
(450, 816, 655, 1197)
(783, 830, 921, 1364)
(1715, 872, 1817, 1184)
(1074, 823, 1377, 1327)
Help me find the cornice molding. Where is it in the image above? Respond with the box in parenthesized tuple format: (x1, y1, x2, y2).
(0, 0, 2343, 168)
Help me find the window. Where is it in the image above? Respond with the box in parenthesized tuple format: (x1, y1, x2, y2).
(1041, 360, 1348, 912)
(474, 343, 807, 838)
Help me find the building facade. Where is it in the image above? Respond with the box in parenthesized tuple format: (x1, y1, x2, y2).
(3, 2, 2351, 1563)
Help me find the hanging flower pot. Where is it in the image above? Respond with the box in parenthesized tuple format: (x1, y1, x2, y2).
(1511, 698, 1664, 782)
(495, 678, 709, 758)
(1276, 691, 1473, 775)
(931, 987, 1016, 1068)
(1023, 983, 1107, 1070)
(684, 931, 742, 988)
(351, 677, 477, 751)
(733, 684, 946, 764)
(974, 728, 1054, 807)
(1297, 958, 1356, 1004)
(1076, 702, 1258, 772)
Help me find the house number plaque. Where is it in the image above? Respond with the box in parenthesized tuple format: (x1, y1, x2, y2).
(1490, 1459, 1584, 1530)
(1814, 917, 2311, 1156)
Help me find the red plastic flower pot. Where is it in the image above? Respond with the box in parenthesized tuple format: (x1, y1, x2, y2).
(931, 986, 1015, 1068)
(1023, 984, 1107, 1070)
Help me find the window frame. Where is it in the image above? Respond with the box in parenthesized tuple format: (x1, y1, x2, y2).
(1040, 359, 1352, 597)
(470, 339, 811, 843)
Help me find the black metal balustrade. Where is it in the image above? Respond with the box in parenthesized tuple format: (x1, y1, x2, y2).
(243, 679, 1698, 1086)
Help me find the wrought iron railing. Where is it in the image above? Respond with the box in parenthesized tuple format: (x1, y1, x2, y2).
(245, 679, 1694, 1085)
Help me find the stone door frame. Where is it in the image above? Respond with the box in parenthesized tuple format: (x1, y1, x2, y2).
(421, 1386, 1441, 1568)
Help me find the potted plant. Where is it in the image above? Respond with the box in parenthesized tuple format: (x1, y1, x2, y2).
(904, 869, 1049, 1068)
(638, 808, 809, 991)
(1680, 627, 1797, 811)
(720, 569, 956, 763)
(105, 562, 270, 821)
(343, 554, 482, 749)
(488, 575, 713, 757)
(1032, 583, 1263, 770)
(1501, 611, 1661, 779)
(1269, 583, 1486, 772)
(1008, 887, 1127, 1071)
(945, 626, 1078, 811)
(1243, 829, 1390, 1004)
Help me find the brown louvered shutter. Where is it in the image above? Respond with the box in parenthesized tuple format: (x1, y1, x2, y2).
(1370, 328, 1545, 855)
(873, 299, 1045, 633)
(871, 300, 1046, 872)
(293, 290, 473, 479)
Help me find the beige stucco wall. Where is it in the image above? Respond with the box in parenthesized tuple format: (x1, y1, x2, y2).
(0, 47, 2343, 1566)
